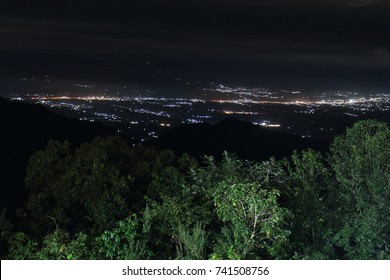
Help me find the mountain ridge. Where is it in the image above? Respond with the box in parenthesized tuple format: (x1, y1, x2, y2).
(148, 118, 329, 161)
(0, 97, 114, 216)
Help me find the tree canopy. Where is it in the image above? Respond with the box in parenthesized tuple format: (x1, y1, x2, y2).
(2, 119, 390, 260)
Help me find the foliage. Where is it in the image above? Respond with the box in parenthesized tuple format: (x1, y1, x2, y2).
(213, 183, 290, 259)
(22, 136, 196, 238)
(7, 211, 153, 260)
(330, 119, 390, 259)
(7, 229, 92, 260)
(192, 154, 291, 259)
(3, 120, 390, 260)
(0, 209, 13, 257)
(24, 137, 132, 235)
(142, 181, 211, 258)
(175, 223, 208, 260)
(7, 232, 38, 259)
(284, 149, 336, 259)
(96, 214, 150, 260)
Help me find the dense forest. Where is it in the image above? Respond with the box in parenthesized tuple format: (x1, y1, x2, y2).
(0, 100, 389, 260)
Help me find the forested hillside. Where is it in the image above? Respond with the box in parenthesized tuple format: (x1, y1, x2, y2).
(1, 119, 389, 260)
(0, 97, 113, 218)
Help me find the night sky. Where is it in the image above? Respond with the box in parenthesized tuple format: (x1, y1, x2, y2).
(1, 0, 390, 92)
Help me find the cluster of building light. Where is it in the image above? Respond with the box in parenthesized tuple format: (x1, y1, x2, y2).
(132, 109, 171, 117)
(94, 112, 120, 121)
(209, 95, 390, 112)
(252, 121, 281, 128)
(184, 119, 203, 124)
(206, 84, 274, 99)
(223, 110, 260, 115)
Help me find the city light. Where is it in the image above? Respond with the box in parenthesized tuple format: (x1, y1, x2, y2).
(9, 84, 390, 143)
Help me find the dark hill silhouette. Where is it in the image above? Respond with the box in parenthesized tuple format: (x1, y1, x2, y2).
(0, 97, 113, 217)
(148, 118, 329, 161)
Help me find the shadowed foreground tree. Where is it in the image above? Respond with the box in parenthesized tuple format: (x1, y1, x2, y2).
(129, 153, 292, 259)
(190, 154, 291, 259)
(284, 149, 336, 259)
(330, 120, 390, 259)
(23, 137, 132, 236)
(22, 136, 196, 238)
(3, 119, 390, 259)
(7, 211, 153, 260)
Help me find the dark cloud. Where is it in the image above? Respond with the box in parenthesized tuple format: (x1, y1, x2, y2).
(338, 0, 390, 7)
(1, 0, 390, 90)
